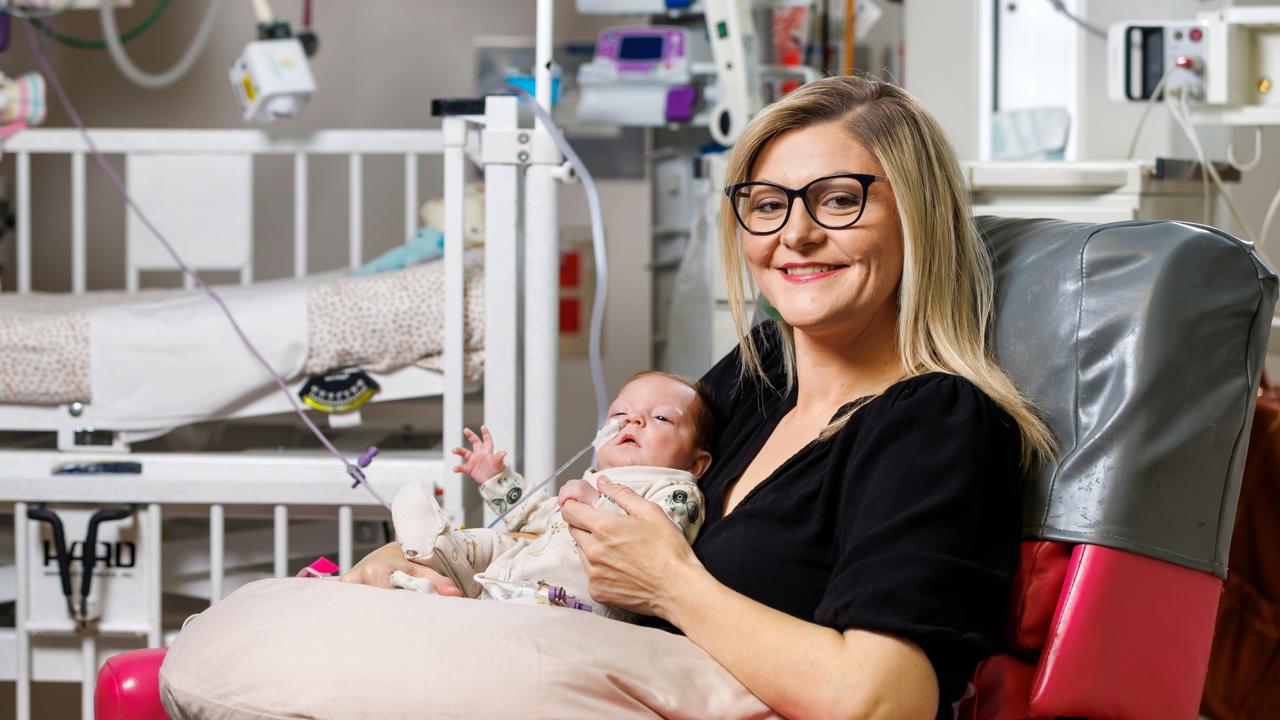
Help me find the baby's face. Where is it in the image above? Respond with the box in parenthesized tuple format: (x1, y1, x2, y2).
(595, 375, 704, 474)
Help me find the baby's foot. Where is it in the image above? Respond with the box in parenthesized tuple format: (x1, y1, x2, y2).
(389, 570, 438, 594)
(391, 482, 449, 562)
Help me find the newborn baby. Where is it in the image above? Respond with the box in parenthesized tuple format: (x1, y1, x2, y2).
(390, 371, 713, 621)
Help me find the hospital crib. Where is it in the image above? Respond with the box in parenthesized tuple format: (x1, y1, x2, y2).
(0, 95, 567, 718)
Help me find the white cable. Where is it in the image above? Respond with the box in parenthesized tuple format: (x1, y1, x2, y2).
(1167, 92, 1211, 222)
(1045, 0, 1106, 39)
(1127, 64, 1178, 160)
(99, 0, 223, 90)
(1260, 182, 1280, 262)
(1228, 126, 1264, 173)
(1171, 93, 1258, 243)
(485, 421, 622, 530)
(511, 86, 611, 426)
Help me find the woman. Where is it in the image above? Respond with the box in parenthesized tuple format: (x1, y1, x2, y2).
(345, 76, 1055, 719)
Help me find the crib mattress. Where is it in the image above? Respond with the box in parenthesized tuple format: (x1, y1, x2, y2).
(0, 258, 483, 408)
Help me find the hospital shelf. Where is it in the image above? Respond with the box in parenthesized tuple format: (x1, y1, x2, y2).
(0, 450, 424, 507)
(0, 365, 480, 436)
(1187, 105, 1280, 127)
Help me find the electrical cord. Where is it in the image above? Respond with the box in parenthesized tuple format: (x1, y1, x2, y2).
(31, 0, 171, 51)
(1228, 126, 1264, 173)
(1142, 80, 1278, 269)
(1126, 63, 1178, 160)
(1169, 92, 1264, 259)
(507, 85, 611, 427)
(1125, 65, 1267, 260)
(1167, 90, 1212, 222)
(99, 0, 222, 90)
(1, 0, 77, 20)
(1045, 0, 1106, 40)
(1261, 181, 1280, 261)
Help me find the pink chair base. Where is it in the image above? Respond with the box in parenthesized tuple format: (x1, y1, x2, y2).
(1029, 544, 1222, 720)
(95, 647, 170, 720)
(961, 543, 1224, 720)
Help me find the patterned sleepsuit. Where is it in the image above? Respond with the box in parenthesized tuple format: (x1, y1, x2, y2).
(390, 465, 704, 621)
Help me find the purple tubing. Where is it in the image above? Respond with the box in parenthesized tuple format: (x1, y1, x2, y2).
(548, 585, 593, 613)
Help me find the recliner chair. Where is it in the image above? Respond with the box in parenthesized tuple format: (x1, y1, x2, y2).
(958, 217, 1275, 719)
(95, 217, 1278, 720)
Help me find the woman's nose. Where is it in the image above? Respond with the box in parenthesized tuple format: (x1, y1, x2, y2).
(778, 202, 824, 250)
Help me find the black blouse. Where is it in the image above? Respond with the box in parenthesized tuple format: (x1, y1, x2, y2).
(684, 324, 1021, 718)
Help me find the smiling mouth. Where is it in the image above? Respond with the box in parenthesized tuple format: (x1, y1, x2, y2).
(778, 264, 846, 282)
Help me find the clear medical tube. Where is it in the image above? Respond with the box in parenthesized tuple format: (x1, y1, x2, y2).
(99, 0, 222, 90)
(486, 420, 623, 529)
(507, 85, 611, 427)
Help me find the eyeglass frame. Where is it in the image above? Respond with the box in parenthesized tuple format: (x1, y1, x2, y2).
(724, 173, 888, 236)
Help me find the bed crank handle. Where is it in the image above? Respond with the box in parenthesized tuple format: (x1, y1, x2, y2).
(26, 506, 74, 617)
(79, 506, 135, 624)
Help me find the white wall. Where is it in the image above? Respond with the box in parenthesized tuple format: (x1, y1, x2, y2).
(903, 0, 984, 159)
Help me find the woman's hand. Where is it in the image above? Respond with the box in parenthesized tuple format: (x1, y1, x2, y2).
(451, 425, 508, 485)
(560, 476, 703, 618)
(339, 541, 463, 596)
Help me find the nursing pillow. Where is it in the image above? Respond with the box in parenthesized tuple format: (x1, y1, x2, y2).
(159, 578, 777, 719)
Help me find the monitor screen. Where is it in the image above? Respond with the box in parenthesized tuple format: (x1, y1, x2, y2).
(618, 36, 664, 62)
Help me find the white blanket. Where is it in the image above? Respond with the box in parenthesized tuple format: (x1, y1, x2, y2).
(89, 277, 309, 431)
(0, 259, 484, 432)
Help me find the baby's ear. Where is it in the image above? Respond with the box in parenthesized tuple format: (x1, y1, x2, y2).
(689, 449, 713, 479)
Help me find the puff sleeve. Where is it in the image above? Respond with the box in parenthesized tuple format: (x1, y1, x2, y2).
(813, 375, 1022, 702)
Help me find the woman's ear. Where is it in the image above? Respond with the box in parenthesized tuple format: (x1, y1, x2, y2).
(688, 449, 713, 479)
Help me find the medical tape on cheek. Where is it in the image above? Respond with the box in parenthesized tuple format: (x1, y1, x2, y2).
(592, 418, 624, 451)
(20, 20, 390, 510)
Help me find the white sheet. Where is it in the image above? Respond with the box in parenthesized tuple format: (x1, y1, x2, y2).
(88, 277, 309, 431)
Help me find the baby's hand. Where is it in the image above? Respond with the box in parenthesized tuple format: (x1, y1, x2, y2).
(558, 478, 601, 508)
(451, 425, 507, 485)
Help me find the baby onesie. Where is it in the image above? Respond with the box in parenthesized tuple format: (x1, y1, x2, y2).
(391, 465, 704, 621)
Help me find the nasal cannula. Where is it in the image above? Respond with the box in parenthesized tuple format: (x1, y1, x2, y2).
(487, 419, 624, 529)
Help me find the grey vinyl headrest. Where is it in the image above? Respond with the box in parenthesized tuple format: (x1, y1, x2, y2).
(980, 217, 1277, 577)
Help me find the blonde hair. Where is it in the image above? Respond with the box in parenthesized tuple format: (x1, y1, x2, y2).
(719, 75, 1055, 474)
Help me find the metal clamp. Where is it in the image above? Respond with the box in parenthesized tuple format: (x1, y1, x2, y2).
(481, 128, 562, 166)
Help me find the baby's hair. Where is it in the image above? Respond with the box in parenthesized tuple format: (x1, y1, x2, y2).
(623, 371, 716, 452)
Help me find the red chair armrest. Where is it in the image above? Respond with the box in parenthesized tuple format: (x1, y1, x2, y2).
(960, 654, 1036, 720)
(1006, 541, 1071, 657)
(1029, 544, 1222, 720)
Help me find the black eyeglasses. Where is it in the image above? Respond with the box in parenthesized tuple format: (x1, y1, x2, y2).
(724, 173, 887, 235)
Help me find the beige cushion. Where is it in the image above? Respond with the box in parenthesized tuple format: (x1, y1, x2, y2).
(160, 578, 777, 719)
